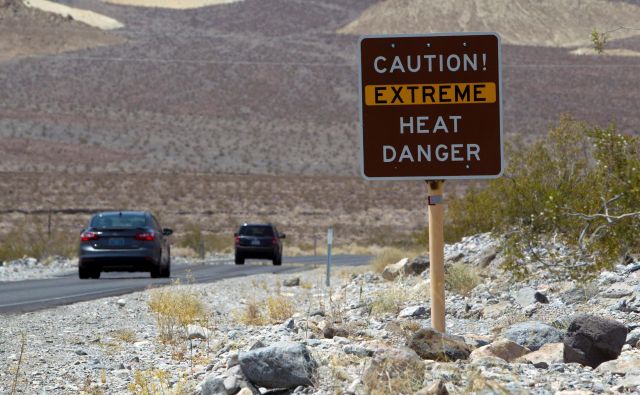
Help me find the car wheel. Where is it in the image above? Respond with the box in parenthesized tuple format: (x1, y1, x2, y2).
(160, 263, 170, 278)
(273, 255, 282, 266)
(150, 264, 161, 278)
(90, 270, 101, 279)
(235, 254, 244, 265)
(79, 265, 91, 279)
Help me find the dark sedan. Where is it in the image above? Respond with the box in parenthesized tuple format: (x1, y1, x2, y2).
(78, 211, 172, 279)
(234, 223, 285, 265)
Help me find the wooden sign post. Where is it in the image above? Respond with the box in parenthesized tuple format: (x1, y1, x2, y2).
(359, 33, 503, 333)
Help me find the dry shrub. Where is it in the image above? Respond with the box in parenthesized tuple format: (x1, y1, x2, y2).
(266, 295, 294, 322)
(147, 288, 208, 343)
(362, 349, 424, 395)
(112, 329, 136, 343)
(128, 369, 189, 395)
(369, 286, 410, 317)
(235, 298, 267, 326)
(445, 263, 480, 296)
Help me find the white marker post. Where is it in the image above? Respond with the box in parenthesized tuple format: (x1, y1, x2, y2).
(326, 227, 333, 287)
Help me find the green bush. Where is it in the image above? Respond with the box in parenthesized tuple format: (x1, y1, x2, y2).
(446, 116, 640, 280)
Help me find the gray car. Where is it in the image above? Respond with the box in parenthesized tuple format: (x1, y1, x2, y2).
(78, 211, 172, 279)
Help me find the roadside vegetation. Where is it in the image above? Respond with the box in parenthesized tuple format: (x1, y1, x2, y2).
(444, 117, 640, 280)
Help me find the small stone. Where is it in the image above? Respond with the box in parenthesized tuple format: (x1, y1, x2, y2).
(516, 342, 564, 369)
(75, 350, 87, 356)
(237, 389, 253, 395)
(514, 287, 537, 307)
(601, 284, 634, 298)
(416, 379, 449, 395)
(187, 325, 210, 340)
(283, 318, 295, 330)
(398, 305, 428, 318)
(469, 338, 530, 362)
(323, 324, 349, 339)
(534, 291, 549, 304)
(283, 277, 300, 287)
(408, 328, 471, 361)
(116, 299, 126, 307)
(343, 344, 372, 357)
(239, 342, 317, 389)
(503, 321, 564, 351)
(227, 352, 239, 368)
(626, 328, 640, 346)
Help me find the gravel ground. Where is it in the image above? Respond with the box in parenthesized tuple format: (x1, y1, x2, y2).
(1, 234, 639, 394)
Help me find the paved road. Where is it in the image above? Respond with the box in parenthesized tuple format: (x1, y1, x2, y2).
(0, 255, 371, 314)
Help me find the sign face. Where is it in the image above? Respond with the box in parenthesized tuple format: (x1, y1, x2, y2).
(359, 33, 503, 180)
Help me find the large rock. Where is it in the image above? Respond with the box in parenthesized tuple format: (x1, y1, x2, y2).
(382, 256, 429, 281)
(503, 321, 564, 351)
(408, 328, 471, 361)
(239, 342, 317, 389)
(516, 342, 564, 368)
(469, 338, 530, 362)
(362, 347, 424, 394)
(626, 328, 640, 346)
(564, 314, 628, 368)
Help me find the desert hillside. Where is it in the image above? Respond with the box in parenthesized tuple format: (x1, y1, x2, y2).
(0, 0, 123, 62)
(340, 0, 640, 47)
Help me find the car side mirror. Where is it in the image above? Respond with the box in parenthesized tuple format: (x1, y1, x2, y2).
(279, 233, 286, 239)
(162, 228, 173, 236)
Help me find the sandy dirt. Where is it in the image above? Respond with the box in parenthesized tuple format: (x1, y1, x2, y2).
(24, 0, 123, 29)
(340, 0, 640, 47)
(101, 0, 242, 9)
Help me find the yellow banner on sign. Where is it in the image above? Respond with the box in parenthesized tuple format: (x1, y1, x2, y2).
(364, 82, 496, 106)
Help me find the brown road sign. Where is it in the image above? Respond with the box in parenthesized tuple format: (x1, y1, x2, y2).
(358, 33, 503, 180)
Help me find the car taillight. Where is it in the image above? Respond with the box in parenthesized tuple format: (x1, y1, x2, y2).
(272, 237, 277, 245)
(81, 231, 99, 242)
(135, 231, 155, 241)
(235, 236, 240, 245)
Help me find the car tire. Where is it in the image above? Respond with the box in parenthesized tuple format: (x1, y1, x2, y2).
(79, 264, 91, 279)
(235, 254, 244, 265)
(160, 263, 170, 278)
(273, 255, 282, 266)
(90, 270, 101, 279)
(150, 264, 161, 278)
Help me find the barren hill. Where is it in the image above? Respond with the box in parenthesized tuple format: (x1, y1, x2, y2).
(0, 0, 638, 177)
(340, 0, 640, 47)
(0, 0, 123, 62)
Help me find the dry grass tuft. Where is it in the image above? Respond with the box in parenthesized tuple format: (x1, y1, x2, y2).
(128, 369, 188, 395)
(147, 288, 208, 343)
(445, 263, 481, 296)
(112, 329, 136, 343)
(265, 295, 294, 323)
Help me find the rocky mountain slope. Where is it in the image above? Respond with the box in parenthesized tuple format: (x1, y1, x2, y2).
(1, 234, 639, 394)
(340, 0, 640, 47)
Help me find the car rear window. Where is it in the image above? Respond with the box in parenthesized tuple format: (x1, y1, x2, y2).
(239, 225, 274, 237)
(91, 213, 147, 229)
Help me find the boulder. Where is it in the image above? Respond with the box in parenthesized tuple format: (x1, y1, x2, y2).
(516, 342, 564, 368)
(503, 321, 564, 351)
(513, 287, 537, 307)
(362, 347, 424, 394)
(477, 245, 498, 267)
(382, 257, 429, 281)
(469, 338, 530, 362)
(408, 328, 471, 361)
(601, 284, 634, 298)
(564, 314, 628, 368)
(239, 342, 317, 389)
